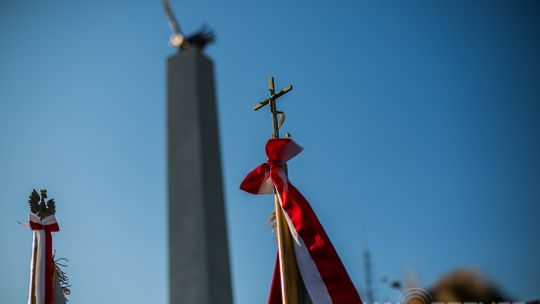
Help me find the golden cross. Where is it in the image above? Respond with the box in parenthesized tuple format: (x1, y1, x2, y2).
(252, 77, 293, 139)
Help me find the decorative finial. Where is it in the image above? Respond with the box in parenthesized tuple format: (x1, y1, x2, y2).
(28, 189, 56, 220)
(252, 76, 293, 139)
(40, 189, 47, 202)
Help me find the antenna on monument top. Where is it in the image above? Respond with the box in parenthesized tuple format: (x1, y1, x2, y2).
(162, 0, 215, 51)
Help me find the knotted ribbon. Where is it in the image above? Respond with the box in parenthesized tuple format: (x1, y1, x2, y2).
(28, 213, 59, 304)
(240, 138, 362, 304)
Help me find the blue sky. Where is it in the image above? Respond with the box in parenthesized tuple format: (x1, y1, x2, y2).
(1, 0, 539, 303)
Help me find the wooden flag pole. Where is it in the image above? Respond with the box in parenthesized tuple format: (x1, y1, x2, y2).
(252, 77, 301, 304)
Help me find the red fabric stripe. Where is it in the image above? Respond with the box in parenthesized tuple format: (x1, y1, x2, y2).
(44, 231, 54, 304)
(241, 139, 362, 304)
(29, 220, 59, 304)
(29, 222, 59, 232)
(268, 254, 282, 304)
(275, 177, 362, 304)
(240, 163, 270, 194)
(265, 139, 303, 166)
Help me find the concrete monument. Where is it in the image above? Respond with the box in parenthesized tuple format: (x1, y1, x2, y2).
(164, 1, 232, 303)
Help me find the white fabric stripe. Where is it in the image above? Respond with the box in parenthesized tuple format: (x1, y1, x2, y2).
(35, 230, 46, 304)
(275, 192, 333, 304)
(29, 213, 57, 225)
(40, 214, 57, 225)
(28, 232, 37, 304)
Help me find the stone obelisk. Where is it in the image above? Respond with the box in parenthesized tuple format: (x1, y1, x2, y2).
(167, 46, 233, 304)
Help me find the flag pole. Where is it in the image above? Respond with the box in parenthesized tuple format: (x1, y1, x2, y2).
(245, 77, 361, 303)
(252, 76, 301, 304)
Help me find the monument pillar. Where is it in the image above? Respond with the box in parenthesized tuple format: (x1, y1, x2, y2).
(167, 46, 233, 304)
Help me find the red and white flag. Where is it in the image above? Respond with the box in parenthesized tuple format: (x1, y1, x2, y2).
(27, 213, 60, 304)
(240, 138, 362, 304)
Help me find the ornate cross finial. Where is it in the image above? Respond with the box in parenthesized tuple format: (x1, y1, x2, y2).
(252, 77, 293, 139)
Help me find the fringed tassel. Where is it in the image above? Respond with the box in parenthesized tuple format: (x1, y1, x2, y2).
(53, 255, 71, 303)
(268, 210, 277, 240)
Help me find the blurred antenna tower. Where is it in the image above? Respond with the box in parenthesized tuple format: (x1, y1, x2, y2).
(364, 249, 375, 304)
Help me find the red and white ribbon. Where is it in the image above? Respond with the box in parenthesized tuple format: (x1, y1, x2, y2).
(27, 213, 59, 304)
(240, 138, 362, 304)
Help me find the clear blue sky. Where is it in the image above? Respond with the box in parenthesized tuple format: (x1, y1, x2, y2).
(1, 1, 539, 303)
